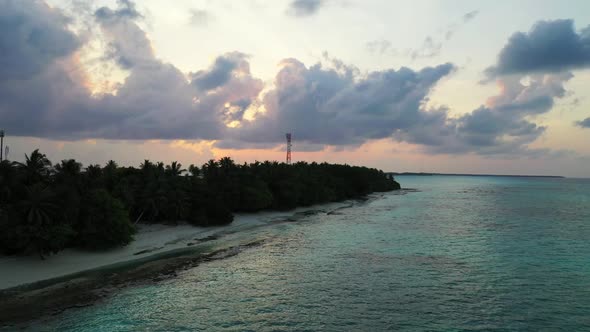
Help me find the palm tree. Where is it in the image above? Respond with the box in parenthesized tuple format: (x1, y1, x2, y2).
(55, 159, 82, 174)
(140, 159, 153, 171)
(165, 161, 185, 176)
(55, 159, 82, 183)
(156, 162, 165, 174)
(85, 164, 103, 179)
(83, 164, 104, 193)
(53, 159, 84, 226)
(103, 160, 119, 193)
(188, 164, 200, 177)
(202, 159, 219, 179)
(19, 184, 57, 226)
(139, 178, 167, 223)
(18, 184, 63, 258)
(105, 160, 118, 171)
(219, 157, 236, 171)
(18, 149, 52, 184)
(0, 160, 19, 203)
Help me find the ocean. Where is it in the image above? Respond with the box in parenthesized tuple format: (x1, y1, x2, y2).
(23, 176, 590, 331)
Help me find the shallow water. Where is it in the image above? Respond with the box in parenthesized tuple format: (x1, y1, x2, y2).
(23, 176, 590, 331)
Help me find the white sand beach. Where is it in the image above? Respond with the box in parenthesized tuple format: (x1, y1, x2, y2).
(0, 202, 349, 290)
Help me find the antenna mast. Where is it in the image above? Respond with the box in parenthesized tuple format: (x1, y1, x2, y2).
(0, 130, 4, 162)
(285, 133, 292, 164)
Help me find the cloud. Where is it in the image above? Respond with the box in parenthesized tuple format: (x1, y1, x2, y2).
(365, 39, 393, 55)
(94, 1, 153, 69)
(287, 0, 324, 17)
(365, 37, 442, 59)
(446, 18, 590, 156)
(462, 10, 479, 23)
(190, 52, 250, 91)
(90, 8, 263, 140)
(399, 72, 573, 155)
(188, 9, 212, 26)
(576, 117, 590, 128)
(445, 10, 479, 40)
(0, 0, 262, 141)
(0, 2, 581, 159)
(0, 0, 80, 81)
(94, 0, 142, 20)
(221, 59, 455, 148)
(410, 37, 442, 59)
(486, 19, 590, 77)
(218, 52, 571, 157)
(0, 0, 92, 137)
(367, 10, 479, 58)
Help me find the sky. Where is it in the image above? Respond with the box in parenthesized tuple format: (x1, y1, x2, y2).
(1, 0, 590, 177)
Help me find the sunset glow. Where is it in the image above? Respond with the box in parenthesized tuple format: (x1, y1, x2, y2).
(1, 0, 589, 176)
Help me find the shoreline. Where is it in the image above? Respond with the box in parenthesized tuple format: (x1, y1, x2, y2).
(0, 195, 386, 327)
(0, 200, 355, 292)
(0, 240, 267, 329)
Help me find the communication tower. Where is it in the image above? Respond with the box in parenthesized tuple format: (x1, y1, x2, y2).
(286, 133, 292, 164)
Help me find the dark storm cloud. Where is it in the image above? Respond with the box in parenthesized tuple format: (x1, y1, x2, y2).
(576, 117, 590, 128)
(288, 0, 324, 17)
(486, 19, 590, 77)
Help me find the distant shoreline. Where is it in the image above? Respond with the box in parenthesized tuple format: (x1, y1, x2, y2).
(389, 172, 564, 178)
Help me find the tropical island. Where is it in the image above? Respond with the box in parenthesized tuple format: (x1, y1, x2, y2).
(0, 149, 400, 259)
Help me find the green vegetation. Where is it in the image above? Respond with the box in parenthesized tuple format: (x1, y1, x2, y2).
(0, 150, 400, 257)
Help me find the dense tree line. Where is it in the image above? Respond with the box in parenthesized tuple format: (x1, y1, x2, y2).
(0, 150, 400, 258)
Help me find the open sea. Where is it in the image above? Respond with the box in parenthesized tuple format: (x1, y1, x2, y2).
(24, 176, 590, 331)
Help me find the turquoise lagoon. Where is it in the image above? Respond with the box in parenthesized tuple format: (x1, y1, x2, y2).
(23, 176, 590, 331)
